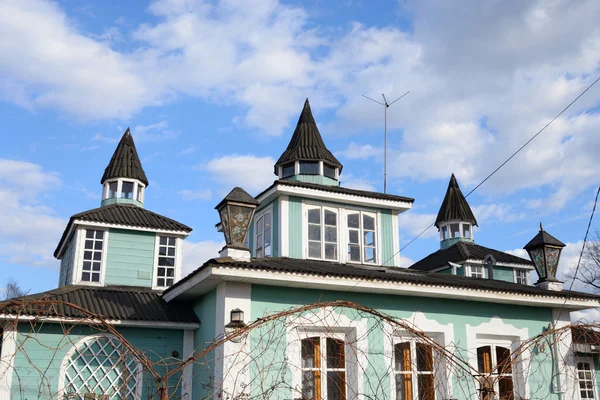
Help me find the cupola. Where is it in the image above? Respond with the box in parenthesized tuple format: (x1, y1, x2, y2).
(435, 174, 478, 249)
(274, 99, 342, 186)
(100, 128, 148, 208)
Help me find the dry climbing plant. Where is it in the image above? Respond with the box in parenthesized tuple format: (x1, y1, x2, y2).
(0, 297, 598, 399)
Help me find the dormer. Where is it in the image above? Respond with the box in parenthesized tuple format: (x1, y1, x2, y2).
(100, 128, 149, 208)
(274, 99, 343, 186)
(435, 174, 478, 250)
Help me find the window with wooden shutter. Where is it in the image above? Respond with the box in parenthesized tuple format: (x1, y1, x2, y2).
(394, 341, 435, 400)
(476, 345, 514, 400)
(300, 336, 346, 400)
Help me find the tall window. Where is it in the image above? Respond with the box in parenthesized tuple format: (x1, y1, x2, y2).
(347, 212, 377, 264)
(301, 336, 346, 400)
(477, 344, 514, 400)
(450, 224, 460, 238)
(282, 163, 295, 178)
(464, 224, 471, 238)
(81, 230, 104, 283)
(108, 182, 118, 198)
(441, 226, 449, 240)
(324, 164, 336, 179)
(577, 359, 597, 399)
(255, 211, 272, 257)
(300, 162, 320, 175)
(307, 207, 338, 261)
(394, 341, 435, 400)
(156, 236, 176, 288)
(136, 186, 144, 202)
(121, 181, 134, 199)
(515, 269, 527, 285)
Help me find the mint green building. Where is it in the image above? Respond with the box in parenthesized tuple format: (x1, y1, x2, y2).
(1, 101, 599, 400)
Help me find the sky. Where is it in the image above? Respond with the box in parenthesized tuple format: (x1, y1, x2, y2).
(0, 0, 599, 300)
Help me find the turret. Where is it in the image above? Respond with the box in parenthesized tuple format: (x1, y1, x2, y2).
(100, 128, 148, 208)
(435, 174, 478, 250)
(274, 99, 342, 186)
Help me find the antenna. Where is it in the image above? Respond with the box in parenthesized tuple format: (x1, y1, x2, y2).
(362, 91, 410, 193)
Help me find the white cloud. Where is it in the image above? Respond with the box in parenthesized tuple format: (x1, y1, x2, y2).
(181, 239, 223, 278)
(397, 211, 438, 240)
(341, 175, 376, 191)
(179, 188, 212, 201)
(336, 142, 382, 160)
(133, 121, 179, 142)
(0, 159, 64, 268)
(201, 154, 276, 193)
(471, 203, 526, 224)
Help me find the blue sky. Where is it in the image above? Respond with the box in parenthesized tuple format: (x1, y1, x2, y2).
(1, 0, 599, 296)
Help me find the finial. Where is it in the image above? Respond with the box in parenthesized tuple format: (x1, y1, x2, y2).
(540, 222, 544, 231)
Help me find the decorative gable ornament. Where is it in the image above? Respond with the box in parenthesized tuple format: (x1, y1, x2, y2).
(524, 223, 566, 290)
(216, 187, 259, 261)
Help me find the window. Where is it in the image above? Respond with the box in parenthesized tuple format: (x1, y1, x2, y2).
(255, 210, 272, 257)
(470, 265, 484, 278)
(301, 336, 346, 400)
(464, 224, 471, 238)
(108, 182, 118, 198)
(450, 224, 460, 238)
(81, 230, 104, 283)
(577, 359, 597, 399)
(477, 344, 514, 400)
(347, 212, 377, 264)
(156, 236, 176, 287)
(515, 269, 527, 285)
(307, 207, 338, 261)
(300, 162, 320, 175)
(136, 186, 144, 202)
(282, 163, 296, 178)
(394, 340, 435, 400)
(121, 181, 134, 199)
(324, 164, 336, 179)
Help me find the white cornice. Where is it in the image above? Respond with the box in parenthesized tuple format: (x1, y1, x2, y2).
(164, 265, 599, 310)
(73, 220, 190, 236)
(0, 314, 199, 329)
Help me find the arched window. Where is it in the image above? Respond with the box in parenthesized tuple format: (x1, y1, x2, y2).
(59, 334, 142, 400)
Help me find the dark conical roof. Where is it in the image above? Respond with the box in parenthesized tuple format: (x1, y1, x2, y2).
(524, 224, 566, 249)
(435, 174, 477, 228)
(274, 98, 342, 174)
(215, 187, 260, 210)
(101, 128, 149, 186)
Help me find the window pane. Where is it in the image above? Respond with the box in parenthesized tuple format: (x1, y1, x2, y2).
(82, 272, 90, 281)
(464, 224, 471, 238)
(498, 376, 514, 400)
(264, 213, 272, 230)
(364, 231, 375, 246)
(301, 337, 319, 368)
(160, 237, 168, 246)
(282, 163, 295, 178)
(496, 346, 512, 374)
(300, 162, 319, 174)
(363, 215, 375, 231)
(159, 257, 175, 267)
(417, 374, 435, 400)
(108, 182, 118, 198)
(348, 245, 360, 262)
(257, 215, 264, 232)
(137, 186, 143, 201)
(325, 244, 337, 260)
(327, 371, 346, 400)
(309, 242, 321, 258)
(325, 210, 337, 226)
(265, 229, 272, 246)
(395, 374, 412, 400)
(264, 244, 272, 257)
(348, 214, 359, 229)
(364, 247, 375, 263)
(257, 233, 264, 249)
(349, 230, 359, 244)
(168, 237, 176, 246)
(326, 338, 345, 369)
(94, 241, 102, 250)
(85, 240, 93, 249)
(325, 227, 337, 243)
(324, 164, 336, 179)
(308, 209, 321, 224)
(309, 225, 321, 241)
(442, 225, 449, 240)
(416, 343, 433, 372)
(477, 346, 492, 374)
(394, 343, 411, 372)
(121, 182, 134, 199)
(95, 231, 104, 240)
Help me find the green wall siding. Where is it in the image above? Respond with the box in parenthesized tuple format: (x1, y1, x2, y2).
(494, 266, 515, 283)
(105, 228, 155, 287)
(10, 324, 184, 399)
(249, 284, 558, 400)
(192, 289, 217, 398)
(380, 209, 395, 266)
(101, 197, 144, 208)
(288, 196, 303, 258)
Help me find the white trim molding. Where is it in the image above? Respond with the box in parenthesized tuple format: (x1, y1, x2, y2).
(0, 322, 17, 398)
(181, 329, 194, 399)
(0, 315, 199, 330)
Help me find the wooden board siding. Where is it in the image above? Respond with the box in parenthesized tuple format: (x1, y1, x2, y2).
(380, 209, 395, 266)
(288, 196, 304, 258)
(105, 228, 155, 287)
(494, 266, 515, 283)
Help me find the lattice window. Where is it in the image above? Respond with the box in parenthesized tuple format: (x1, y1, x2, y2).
(156, 236, 176, 288)
(81, 230, 104, 283)
(577, 360, 597, 399)
(60, 335, 142, 400)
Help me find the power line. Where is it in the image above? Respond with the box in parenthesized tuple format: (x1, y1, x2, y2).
(384, 75, 600, 265)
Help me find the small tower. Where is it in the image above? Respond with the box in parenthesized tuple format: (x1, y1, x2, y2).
(435, 174, 478, 250)
(274, 98, 342, 186)
(100, 128, 149, 208)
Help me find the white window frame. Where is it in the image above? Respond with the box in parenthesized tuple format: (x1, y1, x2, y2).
(102, 178, 143, 202)
(475, 338, 516, 400)
(514, 269, 528, 285)
(469, 265, 484, 278)
(304, 205, 340, 262)
(153, 235, 183, 289)
(254, 206, 273, 258)
(576, 356, 598, 400)
(346, 210, 378, 265)
(393, 336, 437, 400)
(73, 227, 108, 286)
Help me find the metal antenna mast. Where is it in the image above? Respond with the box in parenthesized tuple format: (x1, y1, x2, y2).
(362, 91, 410, 193)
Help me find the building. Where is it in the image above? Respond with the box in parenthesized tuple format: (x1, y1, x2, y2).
(1, 100, 599, 400)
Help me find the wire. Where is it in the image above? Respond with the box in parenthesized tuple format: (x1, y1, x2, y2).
(383, 75, 600, 265)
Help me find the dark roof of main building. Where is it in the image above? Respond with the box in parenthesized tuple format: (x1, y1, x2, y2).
(409, 241, 533, 271)
(274, 99, 343, 173)
(167, 256, 597, 301)
(55, 204, 192, 258)
(101, 128, 149, 186)
(0, 285, 198, 324)
(258, 179, 415, 203)
(435, 174, 477, 228)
